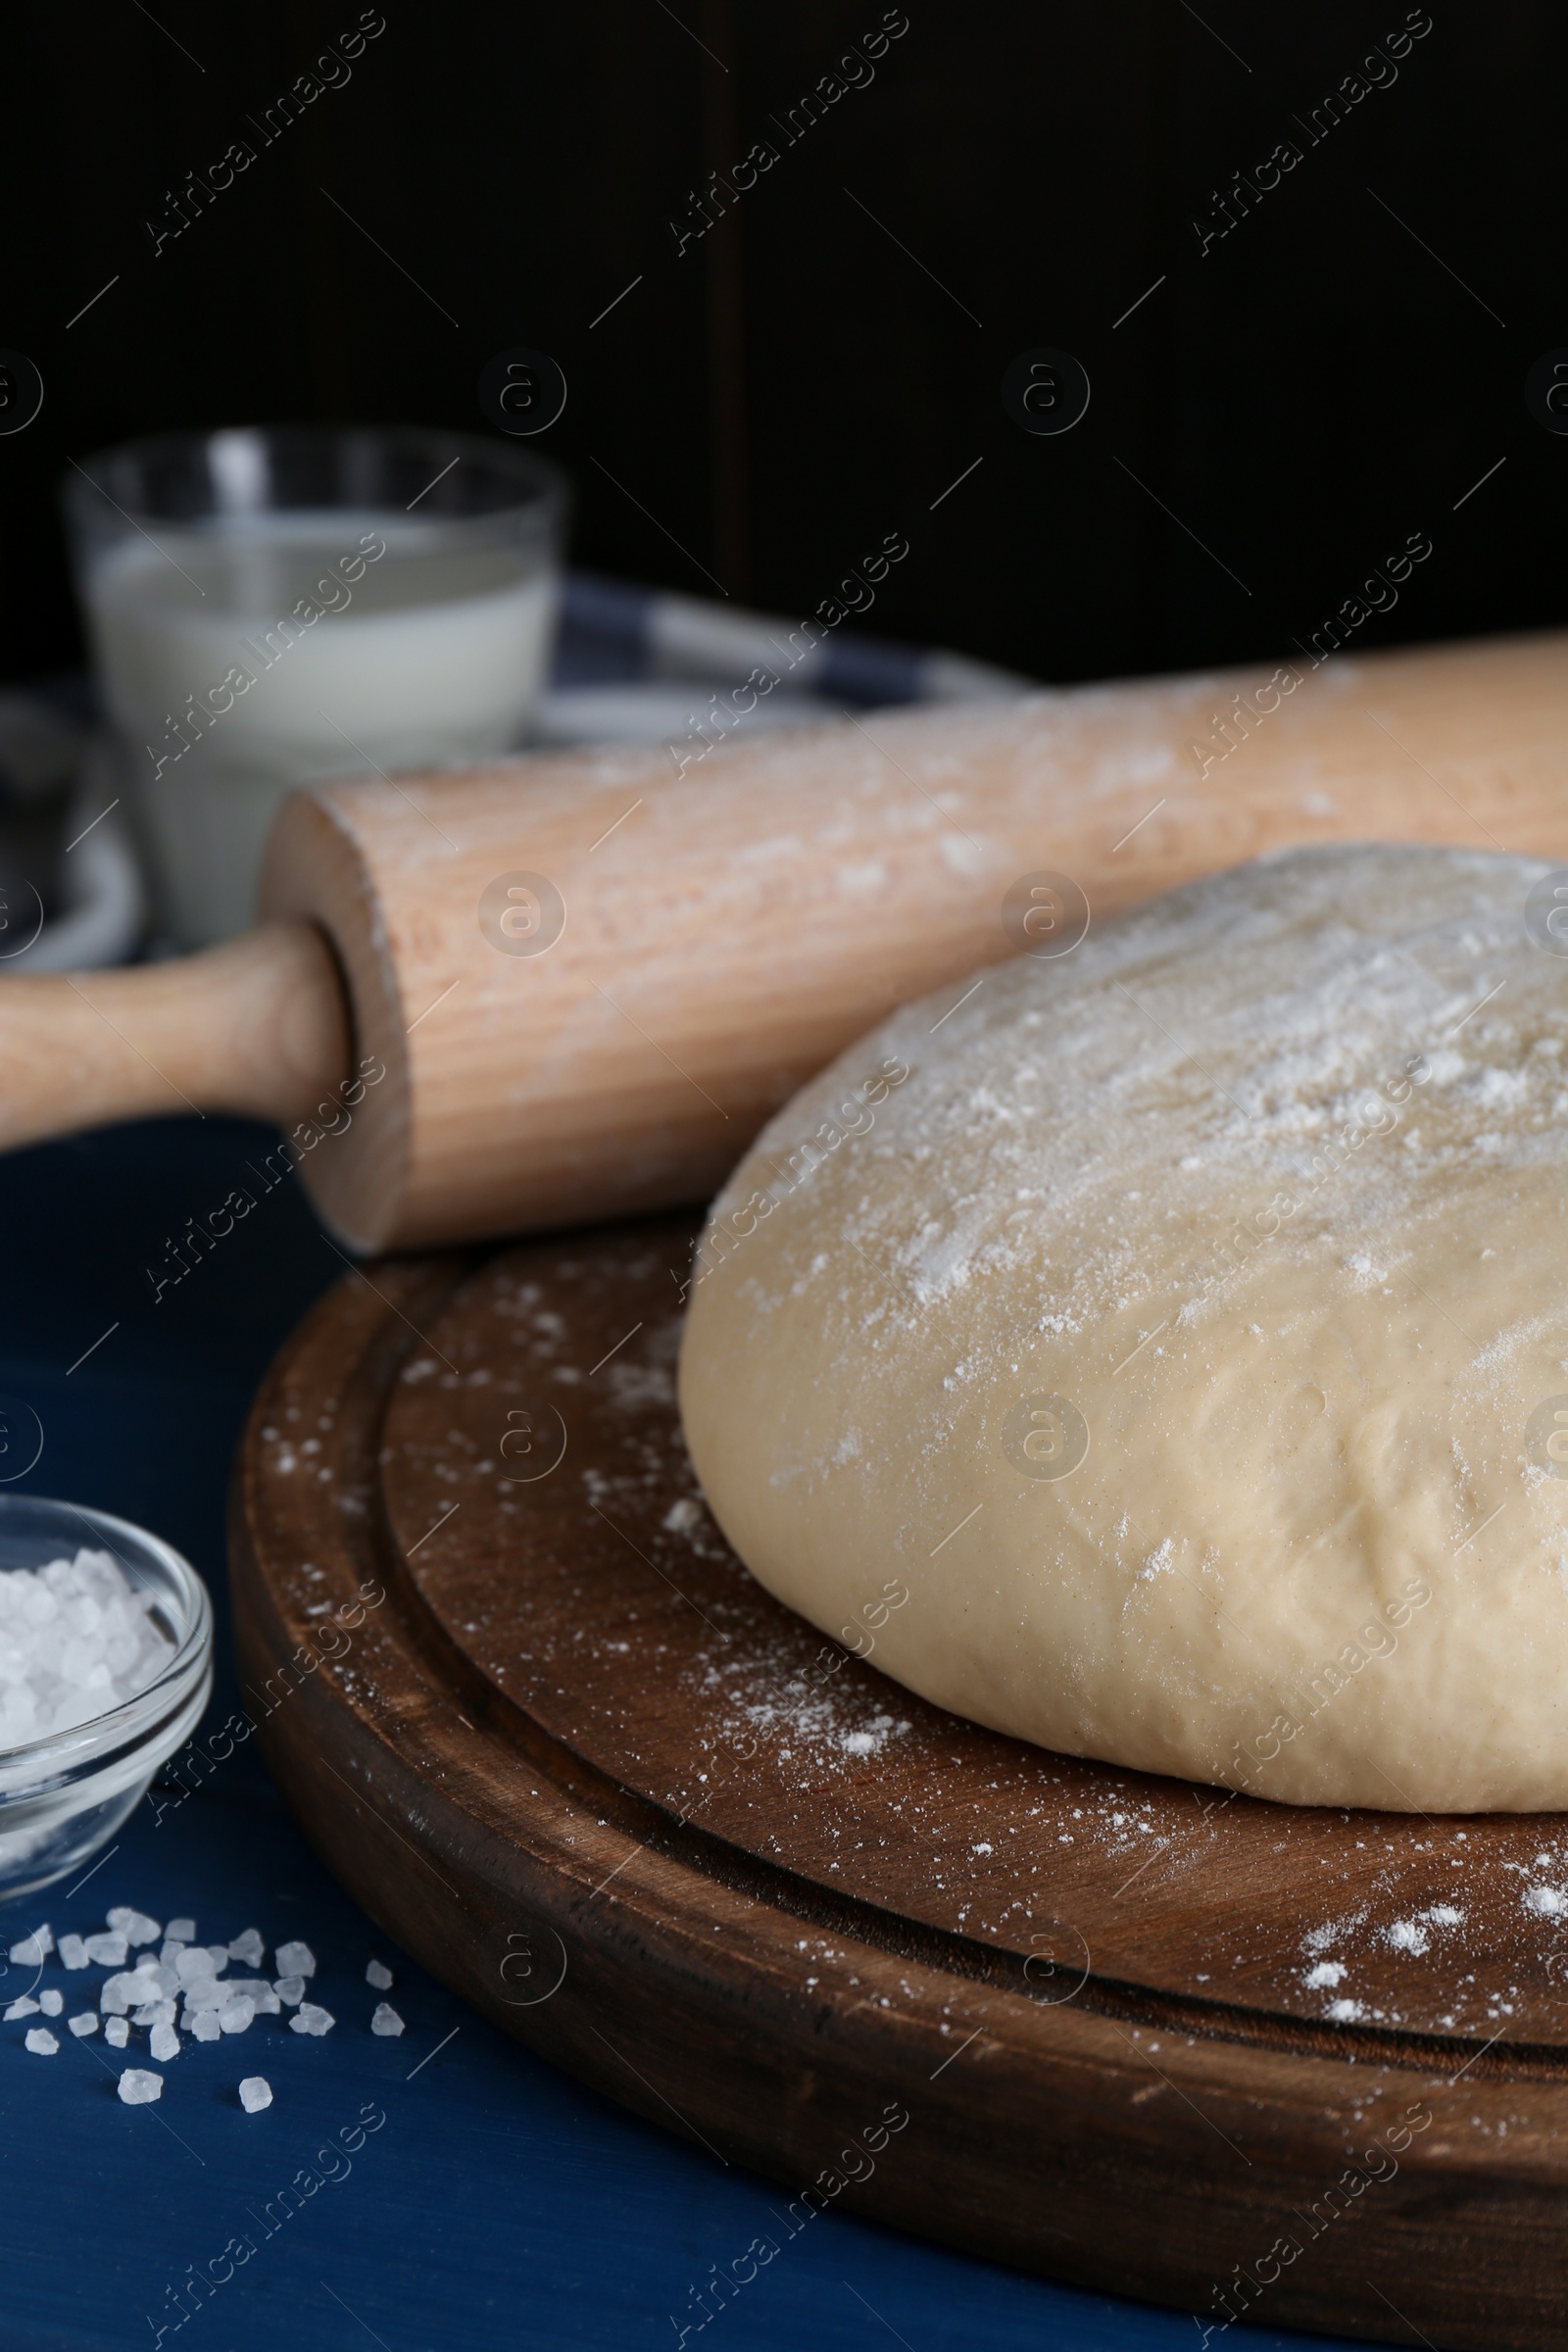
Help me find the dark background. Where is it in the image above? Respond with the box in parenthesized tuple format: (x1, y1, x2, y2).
(1, 0, 1561, 687)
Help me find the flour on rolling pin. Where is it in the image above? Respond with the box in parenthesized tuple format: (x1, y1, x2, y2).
(5, 627, 1568, 1252)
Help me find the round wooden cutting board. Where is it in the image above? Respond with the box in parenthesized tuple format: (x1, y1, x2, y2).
(231, 1215, 1568, 2352)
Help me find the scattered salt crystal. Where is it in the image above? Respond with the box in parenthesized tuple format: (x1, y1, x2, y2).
(227, 1929, 265, 1969)
(68, 2012, 98, 2038)
(369, 2003, 404, 2037)
(175, 1945, 218, 1983)
(5, 1996, 39, 2021)
(165, 1918, 195, 1942)
(159, 1939, 186, 1966)
(58, 1934, 89, 1970)
(82, 1931, 127, 1967)
(190, 2011, 220, 2043)
(366, 1959, 393, 1990)
(238, 2076, 272, 2114)
(37, 1989, 62, 2018)
(132, 2000, 175, 2030)
(118, 2068, 163, 2104)
(224, 1979, 279, 2015)
(289, 2002, 334, 2037)
(205, 1944, 229, 1972)
(274, 1940, 316, 1980)
(1524, 1886, 1567, 1917)
(107, 1907, 161, 1946)
(24, 2027, 58, 2054)
(149, 2021, 179, 2062)
(103, 1967, 161, 2014)
(273, 1976, 306, 2006)
(9, 1927, 51, 1966)
(104, 2016, 128, 2048)
(220, 1996, 256, 2035)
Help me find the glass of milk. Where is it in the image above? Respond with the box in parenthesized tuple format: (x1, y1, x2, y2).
(64, 424, 567, 947)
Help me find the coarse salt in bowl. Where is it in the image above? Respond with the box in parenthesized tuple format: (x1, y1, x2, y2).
(0, 1495, 212, 1899)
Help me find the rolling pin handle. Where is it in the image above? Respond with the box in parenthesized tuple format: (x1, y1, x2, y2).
(0, 920, 351, 1157)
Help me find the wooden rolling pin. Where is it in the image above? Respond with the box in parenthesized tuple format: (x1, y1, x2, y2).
(5, 626, 1568, 1251)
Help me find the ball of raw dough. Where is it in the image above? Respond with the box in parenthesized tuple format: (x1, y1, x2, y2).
(679, 844, 1568, 1811)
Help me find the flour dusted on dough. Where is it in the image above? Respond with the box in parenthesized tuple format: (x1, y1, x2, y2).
(678, 845, 1568, 1810)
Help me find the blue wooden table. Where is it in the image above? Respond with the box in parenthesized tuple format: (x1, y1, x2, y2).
(0, 1122, 1372, 2351)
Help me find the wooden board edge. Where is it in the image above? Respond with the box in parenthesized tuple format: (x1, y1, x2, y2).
(226, 1260, 1568, 2352)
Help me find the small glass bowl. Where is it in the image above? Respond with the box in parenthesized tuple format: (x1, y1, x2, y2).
(0, 1495, 213, 1905)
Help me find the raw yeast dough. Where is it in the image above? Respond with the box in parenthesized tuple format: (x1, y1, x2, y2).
(678, 845, 1568, 1810)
